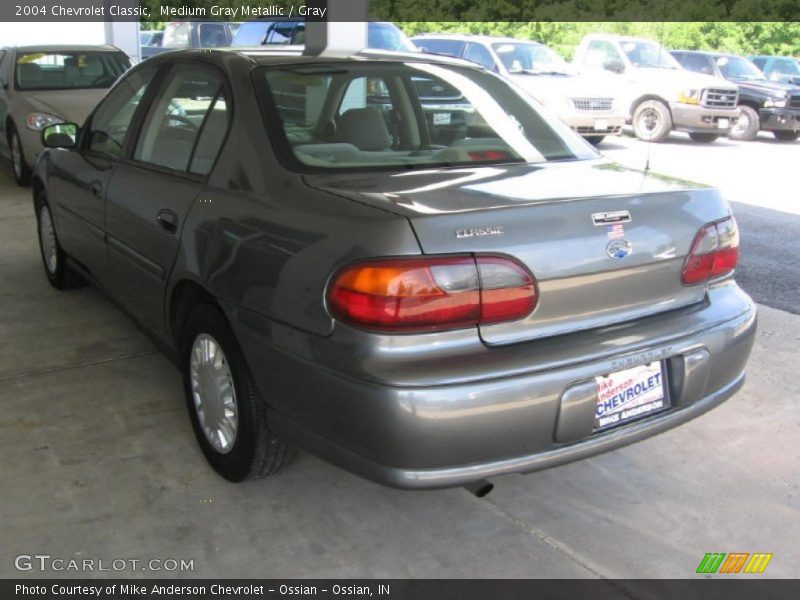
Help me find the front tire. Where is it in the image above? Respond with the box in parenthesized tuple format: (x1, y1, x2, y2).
(632, 100, 672, 142)
(10, 125, 32, 186)
(34, 192, 84, 290)
(730, 105, 759, 141)
(773, 130, 799, 142)
(181, 303, 292, 482)
(688, 132, 719, 143)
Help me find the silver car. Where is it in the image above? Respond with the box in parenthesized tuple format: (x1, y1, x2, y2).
(0, 45, 130, 185)
(33, 48, 756, 489)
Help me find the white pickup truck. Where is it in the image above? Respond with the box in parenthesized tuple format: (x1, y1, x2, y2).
(573, 34, 740, 142)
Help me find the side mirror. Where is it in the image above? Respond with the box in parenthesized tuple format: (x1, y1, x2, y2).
(603, 59, 625, 74)
(42, 122, 78, 149)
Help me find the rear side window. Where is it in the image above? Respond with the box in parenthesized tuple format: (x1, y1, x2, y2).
(88, 64, 157, 156)
(584, 40, 623, 67)
(682, 53, 715, 76)
(463, 43, 497, 71)
(232, 21, 269, 46)
(134, 65, 229, 174)
(751, 57, 767, 71)
(199, 23, 228, 48)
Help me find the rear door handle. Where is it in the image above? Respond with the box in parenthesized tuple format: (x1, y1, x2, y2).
(89, 181, 103, 198)
(156, 209, 179, 234)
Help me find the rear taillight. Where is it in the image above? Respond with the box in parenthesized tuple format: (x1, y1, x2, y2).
(327, 255, 536, 332)
(681, 217, 740, 285)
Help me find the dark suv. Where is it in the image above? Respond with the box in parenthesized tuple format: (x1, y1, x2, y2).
(672, 50, 800, 141)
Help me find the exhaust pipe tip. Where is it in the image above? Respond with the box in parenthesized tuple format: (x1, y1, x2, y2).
(463, 479, 494, 498)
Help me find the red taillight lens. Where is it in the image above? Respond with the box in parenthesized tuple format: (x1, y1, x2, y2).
(328, 255, 536, 332)
(681, 217, 740, 285)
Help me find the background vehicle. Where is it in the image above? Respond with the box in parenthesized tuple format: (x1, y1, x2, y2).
(34, 48, 755, 489)
(413, 34, 626, 145)
(573, 34, 739, 143)
(0, 45, 130, 185)
(232, 19, 417, 52)
(749, 55, 800, 85)
(142, 21, 233, 59)
(139, 30, 163, 50)
(672, 50, 800, 141)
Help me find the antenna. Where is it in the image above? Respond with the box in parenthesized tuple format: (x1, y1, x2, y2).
(645, 7, 669, 176)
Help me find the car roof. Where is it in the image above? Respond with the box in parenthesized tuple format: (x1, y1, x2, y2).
(6, 44, 124, 53)
(411, 33, 542, 46)
(155, 46, 478, 69)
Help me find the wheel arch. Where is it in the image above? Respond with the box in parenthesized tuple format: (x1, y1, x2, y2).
(630, 94, 672, 118)
(167, 278, 222, 349)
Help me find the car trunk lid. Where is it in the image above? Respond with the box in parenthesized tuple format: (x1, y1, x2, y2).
(305, 159, 731, 344)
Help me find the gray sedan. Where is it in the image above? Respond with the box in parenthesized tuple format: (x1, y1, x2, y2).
(32, 48, 756, 489)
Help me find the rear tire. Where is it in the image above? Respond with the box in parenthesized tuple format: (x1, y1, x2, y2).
(773, 130, 799, 142)
(632, 100, 672, 142)
(586, 135, 605, 146)
(34, 191, 85, 290)
(181, 303, 293, 482)
(10, 125, 32, 186)
(688, 132, 719, 143)
(729, 105, 759, 141)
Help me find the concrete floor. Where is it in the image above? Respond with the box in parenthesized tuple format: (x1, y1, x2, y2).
(0, 141, 798, 578)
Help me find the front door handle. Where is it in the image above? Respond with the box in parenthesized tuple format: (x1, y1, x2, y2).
(156, 209, 178, 234)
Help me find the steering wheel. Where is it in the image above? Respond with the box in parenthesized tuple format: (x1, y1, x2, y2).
(167, 114, 198, 131)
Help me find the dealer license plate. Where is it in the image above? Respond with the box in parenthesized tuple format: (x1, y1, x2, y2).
(433, 112, 452, 125)
(718, 118, 729, 129)
(593, 119, 609, 131)
(594, 362, 669, 431)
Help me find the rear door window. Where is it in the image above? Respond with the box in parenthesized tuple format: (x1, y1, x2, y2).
(133, 65, 229, 174)
(682, 53, 715, 76)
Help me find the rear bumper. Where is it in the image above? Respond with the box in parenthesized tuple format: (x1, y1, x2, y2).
(670, 103, 740, 133)
(233, 282, 756, 489)
(759, 107, 800, 131)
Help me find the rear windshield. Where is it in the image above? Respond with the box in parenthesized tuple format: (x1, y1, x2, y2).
(15, 51, 129, 91)
(257, 61, 596, 171)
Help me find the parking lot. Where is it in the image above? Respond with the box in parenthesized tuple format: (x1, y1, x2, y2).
(1, 130, 798, 580)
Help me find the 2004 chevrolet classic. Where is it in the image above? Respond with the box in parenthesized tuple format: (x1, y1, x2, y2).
(33, 48, 756, 488)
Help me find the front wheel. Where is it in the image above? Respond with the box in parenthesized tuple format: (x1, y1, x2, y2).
(181, 303, 293, 482)
(773, 130, 799, 142)
(35, 192, 84, 290)
(10, 126, 32, 186)
(729, 106, 760, 141)
(688, 132, 719, 143)
(632, 100, 672, 142)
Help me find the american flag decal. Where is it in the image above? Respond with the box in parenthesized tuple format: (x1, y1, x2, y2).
(607, 224, 625, 239)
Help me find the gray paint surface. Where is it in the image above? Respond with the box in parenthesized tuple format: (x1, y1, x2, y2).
(0, 167, 796, 577)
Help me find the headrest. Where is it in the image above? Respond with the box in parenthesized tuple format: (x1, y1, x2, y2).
(18, 63, 43, 84)
(335, 108, 392, 151)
